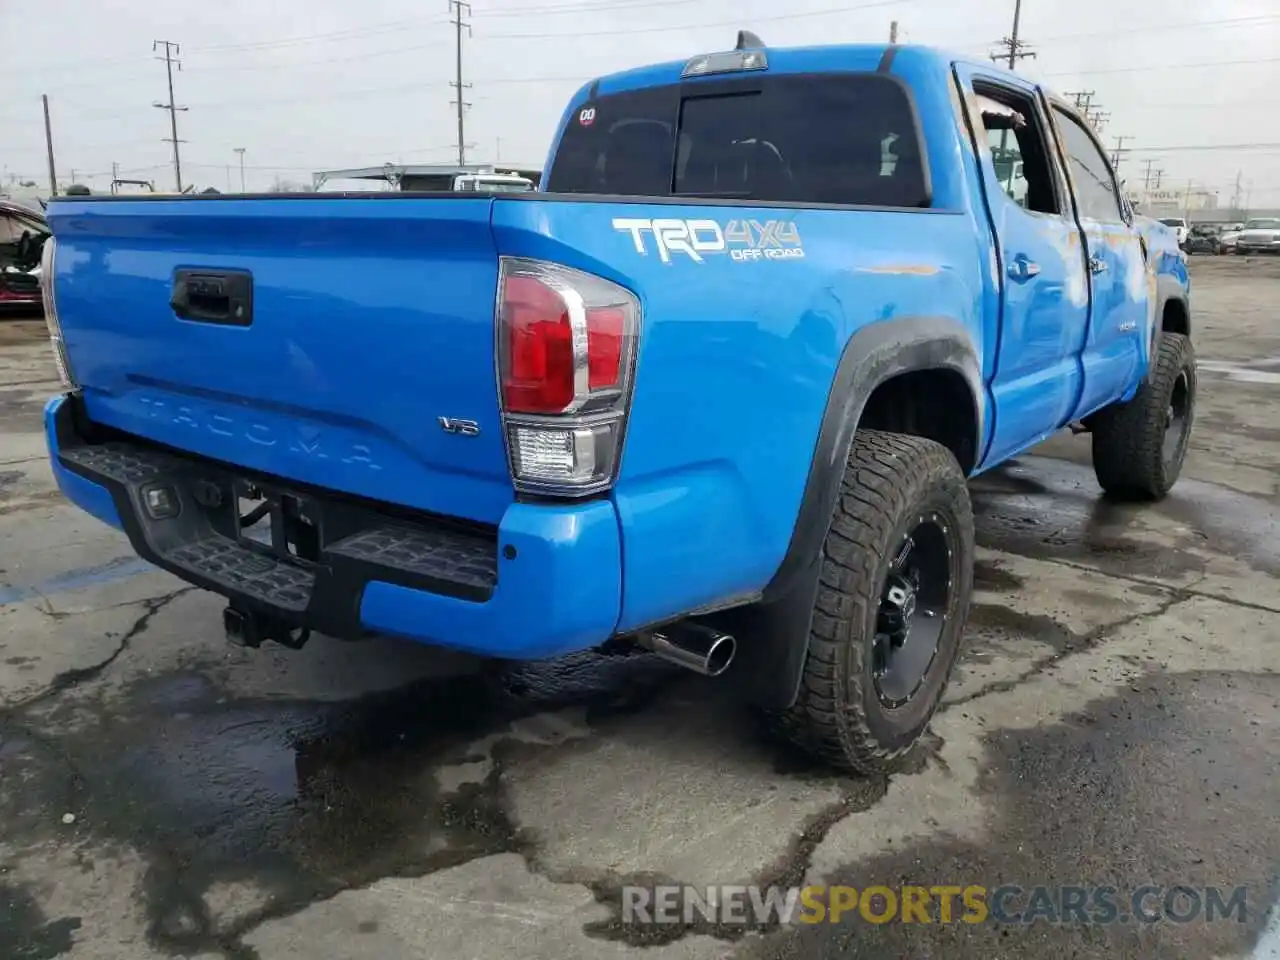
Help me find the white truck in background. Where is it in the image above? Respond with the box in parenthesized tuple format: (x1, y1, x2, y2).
(1158, 216, 1189, 247)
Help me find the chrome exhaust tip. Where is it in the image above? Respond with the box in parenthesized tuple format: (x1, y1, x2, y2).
(637, 623, 736, 677)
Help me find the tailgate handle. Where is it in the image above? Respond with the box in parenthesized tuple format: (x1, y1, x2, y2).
(171, 269, 254, 326)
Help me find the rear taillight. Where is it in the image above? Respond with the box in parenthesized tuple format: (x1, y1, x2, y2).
(40, 239, 76, 389)
(497, 258, 639, 496)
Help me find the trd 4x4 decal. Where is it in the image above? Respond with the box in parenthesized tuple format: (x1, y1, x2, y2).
(612, 217, 804, 263)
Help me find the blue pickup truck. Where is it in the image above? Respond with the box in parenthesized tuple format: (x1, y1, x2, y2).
(39, 35, 1192, 773)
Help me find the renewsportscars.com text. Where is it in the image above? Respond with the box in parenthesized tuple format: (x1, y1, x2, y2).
(622, 884, 1250, 926)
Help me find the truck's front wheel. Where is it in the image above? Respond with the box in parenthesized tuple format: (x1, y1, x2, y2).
(781, 430, 974, 774)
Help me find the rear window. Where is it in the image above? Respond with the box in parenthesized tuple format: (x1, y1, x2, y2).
(546, 73, 929, 208)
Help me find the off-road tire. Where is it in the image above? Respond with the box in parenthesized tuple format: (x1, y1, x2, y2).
(1091, 332, 1196, 501)
(778, 430, 974, 775)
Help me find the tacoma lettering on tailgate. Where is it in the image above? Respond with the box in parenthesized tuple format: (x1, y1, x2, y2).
(136, 395, 382, 470)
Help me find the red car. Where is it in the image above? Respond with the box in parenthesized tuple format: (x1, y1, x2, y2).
(0, 199, 50, 315)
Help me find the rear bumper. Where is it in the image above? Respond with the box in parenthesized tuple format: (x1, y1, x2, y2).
(45, 392, 623, 658)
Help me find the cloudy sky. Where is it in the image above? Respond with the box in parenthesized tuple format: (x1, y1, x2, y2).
(1, 0, 1277, 204)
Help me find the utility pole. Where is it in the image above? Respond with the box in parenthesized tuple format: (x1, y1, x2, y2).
(1231, 169, 1243, 213)
(988, 0, 1034, 175)
(41, 94, 58, 197)
(889, 20, 899, 43)
(449, 1, 472, 167)
(1087, 109, 1110, 133)
(1153, 168, 1164, 190)
(1110, 135, 1130, 169)
(1142, 158, 1157, 190)
(990, 0, 1036, 69)
(153, 40, 188, 192)
(1064, 90, 1095, 112)
(234, 147, 246, 192)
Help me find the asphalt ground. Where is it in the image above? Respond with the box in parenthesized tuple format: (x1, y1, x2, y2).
(1, 256, 1277, 960)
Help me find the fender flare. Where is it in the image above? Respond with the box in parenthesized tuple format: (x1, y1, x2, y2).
(765, 315, 983, 603)
(717, 316, 983, 710)
(1155, 274, 1191, 338)
(1147, 275, 1191, 387)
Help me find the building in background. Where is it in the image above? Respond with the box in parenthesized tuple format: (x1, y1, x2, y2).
(1128, 186, 1219, 218)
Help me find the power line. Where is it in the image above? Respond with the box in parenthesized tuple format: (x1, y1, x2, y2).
(481, 0, 908, 39)
(1046, 55, 1280, 77)
(185, 18, 448, 54)
(152, 40, 188, 192)
(173, 41, 450, 77)
(967, 12, 1280, 52)
(11, 8, 1275, 80)
(8, 14, 1276, 94)
(476, 0, 706, 16)
(0, 0, 704, 77)
(1126, 143, 1280, 153)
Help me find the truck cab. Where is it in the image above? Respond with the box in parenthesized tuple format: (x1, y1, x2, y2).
(39, 35, 1193, 775)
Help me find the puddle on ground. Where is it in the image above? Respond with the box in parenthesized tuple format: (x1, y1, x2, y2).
(0, 881, 81, 960)
(1198, 359, 1280, 385)
(972, 455, 1280, 577)
(0, 651, 686, 956)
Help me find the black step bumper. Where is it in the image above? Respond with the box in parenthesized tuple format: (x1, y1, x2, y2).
(51, 397, 499, 639)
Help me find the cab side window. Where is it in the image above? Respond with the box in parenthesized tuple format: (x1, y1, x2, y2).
(974, 86, 1061, 217)
(1052, 107, 1125, 223)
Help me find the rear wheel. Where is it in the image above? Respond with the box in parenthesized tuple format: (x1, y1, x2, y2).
(1091, 332, 1196, 501)
(778, 430, 974, 774)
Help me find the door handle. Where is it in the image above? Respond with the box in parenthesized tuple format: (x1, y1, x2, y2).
(1007, 255, 1041, 282)
(170, 269, 254, 326)
(1089, 255, 1108, 274)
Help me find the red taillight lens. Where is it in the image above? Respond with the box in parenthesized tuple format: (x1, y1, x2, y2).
(497, 258, 639, 496)
(586, 306, 624, 390)
(502, 275, 575, 414)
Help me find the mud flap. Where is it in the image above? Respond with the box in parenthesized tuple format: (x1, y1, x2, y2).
(706, 553, 822, 710)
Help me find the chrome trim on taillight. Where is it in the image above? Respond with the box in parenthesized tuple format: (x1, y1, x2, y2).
(40, 238, 76, 389)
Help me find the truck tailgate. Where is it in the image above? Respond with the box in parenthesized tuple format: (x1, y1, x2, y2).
(47, 197, 513, 524)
